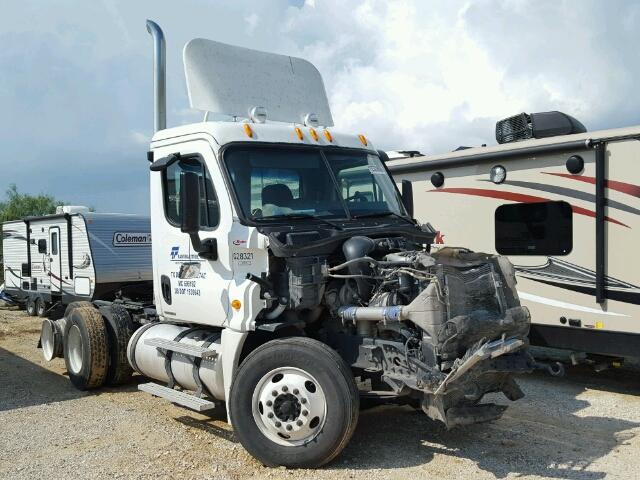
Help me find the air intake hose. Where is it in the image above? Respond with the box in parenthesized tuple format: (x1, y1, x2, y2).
(342, 236, 376, 301)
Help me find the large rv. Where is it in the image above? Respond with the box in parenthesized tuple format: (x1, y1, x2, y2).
(2, 205, 152, 316)
(386, 112, 640, 364)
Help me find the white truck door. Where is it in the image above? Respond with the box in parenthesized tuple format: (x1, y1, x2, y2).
(151, 142, 233, 326)
(48, 226, 62, 293)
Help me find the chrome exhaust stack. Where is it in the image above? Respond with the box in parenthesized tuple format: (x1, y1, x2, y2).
(146, 19, 166, 132)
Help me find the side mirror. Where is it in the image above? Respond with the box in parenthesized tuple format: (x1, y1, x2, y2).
(401, 180, 414, 218)
(178, 170, 218, 260)
(180, 171, 201, 234)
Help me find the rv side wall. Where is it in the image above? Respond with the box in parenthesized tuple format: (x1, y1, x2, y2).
(2, 221, 28, 296)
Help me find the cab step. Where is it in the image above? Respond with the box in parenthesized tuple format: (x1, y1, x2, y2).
(144, 337, 218, 359)
(138, 382, 217, 412)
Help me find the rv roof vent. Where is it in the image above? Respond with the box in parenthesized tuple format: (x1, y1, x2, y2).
(495, 111, 586, 144)
(56, 205, 90, 215)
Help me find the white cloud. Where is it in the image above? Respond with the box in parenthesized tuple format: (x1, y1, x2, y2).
(1, 0, 639, 212)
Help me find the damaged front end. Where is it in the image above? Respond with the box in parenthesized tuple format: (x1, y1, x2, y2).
(325, 244, 534, 428)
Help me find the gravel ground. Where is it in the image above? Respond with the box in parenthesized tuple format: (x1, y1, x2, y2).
(1, 305, 639, 480)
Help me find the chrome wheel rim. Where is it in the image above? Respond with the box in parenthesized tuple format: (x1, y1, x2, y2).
(67, 325, 84, 374)
(41, 320, 55, 361)
(252, 367, 327, 447)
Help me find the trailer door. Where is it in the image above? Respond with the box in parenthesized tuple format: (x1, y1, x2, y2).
(48, 227, 62, 293)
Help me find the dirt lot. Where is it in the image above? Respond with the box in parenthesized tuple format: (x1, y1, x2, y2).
(1, 306, 639, 479)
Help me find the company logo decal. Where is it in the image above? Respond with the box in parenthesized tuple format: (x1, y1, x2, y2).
(113, 232, 152, 246)
(169, 246, 201, 262)
(232, 239, 246, 246)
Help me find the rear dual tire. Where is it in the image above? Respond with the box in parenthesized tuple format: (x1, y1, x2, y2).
(62, 303, 135, 389)
(230, 337, 359, 468)
(63, 307, 109, 390)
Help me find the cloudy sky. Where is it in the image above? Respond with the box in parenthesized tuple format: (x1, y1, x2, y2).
(1, 0, 639, 214)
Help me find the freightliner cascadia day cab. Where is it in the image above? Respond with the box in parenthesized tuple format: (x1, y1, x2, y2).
(39, 22, 557, 468)
(386, 112, 640, 367)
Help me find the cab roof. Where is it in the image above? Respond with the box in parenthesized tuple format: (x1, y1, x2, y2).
(150, 120, 376, 152)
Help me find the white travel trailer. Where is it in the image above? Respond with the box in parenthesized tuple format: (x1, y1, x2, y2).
(1, 205, 152, 316)
(36, 22, 562, 469)
(386, 112, 640, 364)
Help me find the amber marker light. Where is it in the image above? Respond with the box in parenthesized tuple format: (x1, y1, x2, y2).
(358, 134, 368, 146)
(231, 299, 242, 310)
(309, 128, 319, 141)
(243, 123, 254, 138)
(323, 130, 333, 142)
(295, 126, 304, 140)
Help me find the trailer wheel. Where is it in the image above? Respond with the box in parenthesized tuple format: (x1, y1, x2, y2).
(36, 297, 47, 318)
(104, 304, 135, 386)
(229, 337, 359, 468)
(26, 297, 37, 316)
(63, 306, 109, 390)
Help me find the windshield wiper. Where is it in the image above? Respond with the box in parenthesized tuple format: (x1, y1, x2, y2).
(257, 213, 343, 230)
(351, 211, 415, 225)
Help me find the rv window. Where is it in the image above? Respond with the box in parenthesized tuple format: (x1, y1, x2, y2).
(163, 157, 220, 229)
(495, 201, 572, 255)
(51, 232, 58, 255)
(37, 239, 47, 254)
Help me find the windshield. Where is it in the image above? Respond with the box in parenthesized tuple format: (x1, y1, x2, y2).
(223, 146, 407, 222)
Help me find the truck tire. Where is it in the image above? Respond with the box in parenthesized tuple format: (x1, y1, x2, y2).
(36, 297, 47, 318)
(63, 306, 109, 390)
(26, 297, 37, 316)
(63, 301, 94, 318)
(229, 337, 359, 468)
(104, 304, 135, 386)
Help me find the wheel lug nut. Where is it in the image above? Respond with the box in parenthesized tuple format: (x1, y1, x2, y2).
(301, 398, 307, 404)
(296, 420, 303, 426)
(286, 424, 293, 431)
(266, 400, 272, 407)
(267, 412, 274, 418)
(282, 386, 288, 392)
(302, 410, 308, 416)
(293, 388, 299, 395)
(272, 390, 277, 397)
(275, 421, 281, 427)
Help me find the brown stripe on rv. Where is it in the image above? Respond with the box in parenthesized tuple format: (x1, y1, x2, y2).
(542, 172, 640, 199)
(478, 179, 640, 217)
(428, 188, 630, 227)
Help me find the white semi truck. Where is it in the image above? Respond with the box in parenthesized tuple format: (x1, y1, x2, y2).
(40, 21, 552, 468)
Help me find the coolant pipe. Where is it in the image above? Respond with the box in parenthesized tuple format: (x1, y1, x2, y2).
(264, 299, 287, 320)
(146, 19, 166, 132)
(338, 305, 402, 323)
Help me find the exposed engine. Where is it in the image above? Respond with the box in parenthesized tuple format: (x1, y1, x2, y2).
(259, 233, 533, 427)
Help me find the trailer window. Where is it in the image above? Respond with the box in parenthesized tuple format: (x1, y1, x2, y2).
(163, 157, 220, 229)
(37, 239, 47, 254)
(51, 232, 58, 255)
(495, 201, 572, 255)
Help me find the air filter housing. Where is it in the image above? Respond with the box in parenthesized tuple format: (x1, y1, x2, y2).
(496, 111, 586, 144)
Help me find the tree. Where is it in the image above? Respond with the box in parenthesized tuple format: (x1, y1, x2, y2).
(1, 185, 63, 283)
(0, 184, 61, 223)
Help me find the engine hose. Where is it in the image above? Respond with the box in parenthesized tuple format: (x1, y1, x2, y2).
(328, 256, 379, 272)
(264, 298, 288, 320)
(338, 305, 402, 323)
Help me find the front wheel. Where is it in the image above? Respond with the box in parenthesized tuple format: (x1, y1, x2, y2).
(229, 337, 359, 468)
